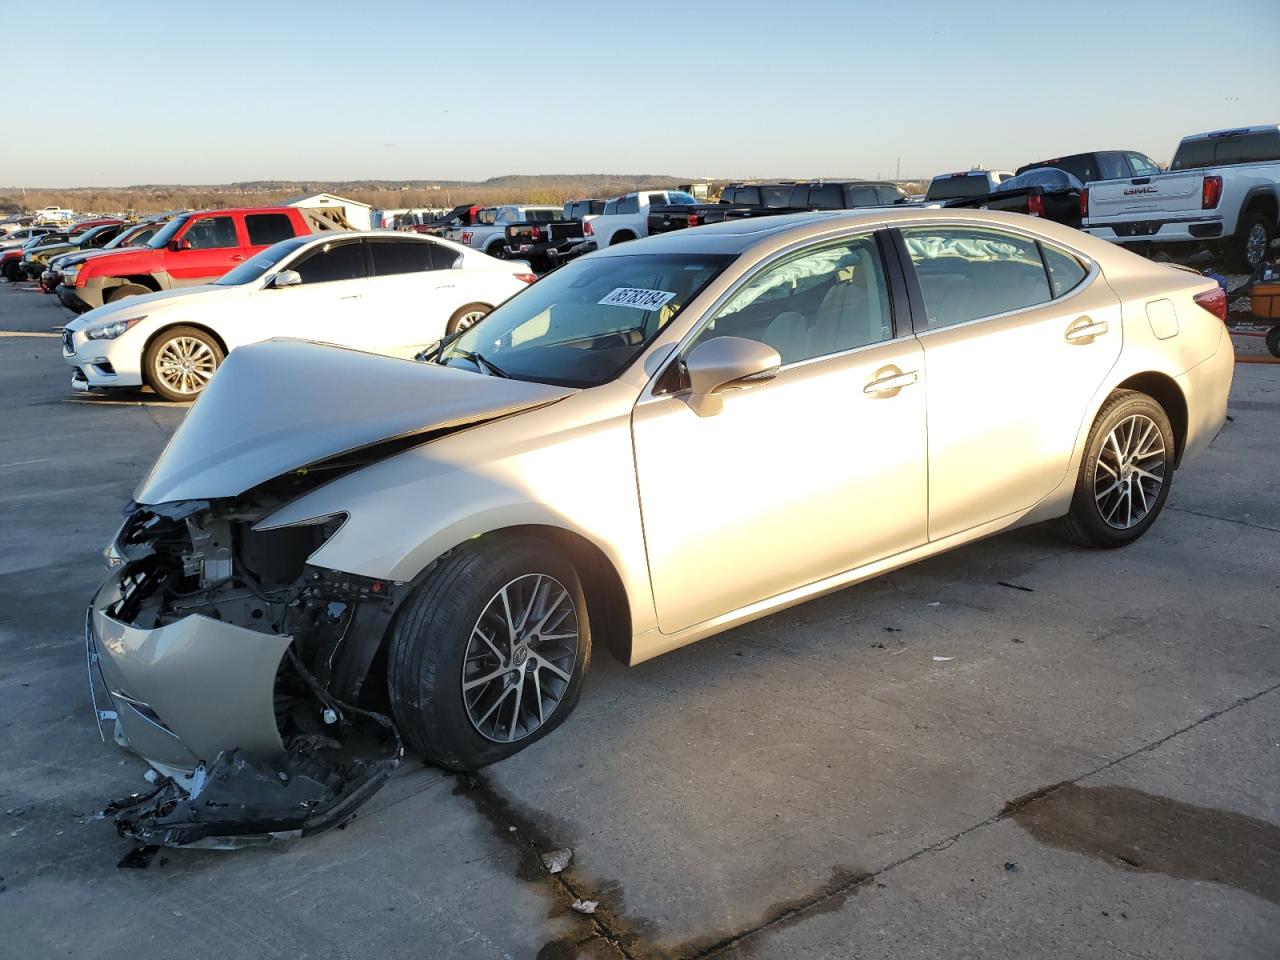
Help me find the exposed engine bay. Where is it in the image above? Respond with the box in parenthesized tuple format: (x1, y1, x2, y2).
(96, 478, 417, 849)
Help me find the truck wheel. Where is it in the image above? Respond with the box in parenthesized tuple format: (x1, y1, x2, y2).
(1054, 390, 1174, 549)
(143, 325, 224, 402)
(1231, 213, 1272, 273)
(105, 283, 152, 304)
(388, 535, 591, 770)
(1266, 325, 1280, 359)
(485, 241, 506, 259)
(446, 302, 491, 336)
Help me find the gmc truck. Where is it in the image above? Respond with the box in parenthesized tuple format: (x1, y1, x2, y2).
(1082, 125, 1280, 271)
(59, 206, 340, 311)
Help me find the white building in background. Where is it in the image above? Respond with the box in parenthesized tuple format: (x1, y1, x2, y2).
(283, 193, 373, 231)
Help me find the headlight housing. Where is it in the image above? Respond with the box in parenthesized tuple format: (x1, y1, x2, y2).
(85, 317, 145, 340)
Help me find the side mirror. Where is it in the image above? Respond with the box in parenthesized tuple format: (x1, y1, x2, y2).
(270, 269, 301, 289)
(168, 238, 193, 252)
(683, 336, 780, 416)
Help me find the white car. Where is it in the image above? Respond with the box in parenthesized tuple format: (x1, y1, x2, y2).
(588, 189, 699, 248)
(61, 231, 536, 401)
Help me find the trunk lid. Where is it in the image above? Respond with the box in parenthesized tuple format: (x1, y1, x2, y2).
(135, 339, 575, 504)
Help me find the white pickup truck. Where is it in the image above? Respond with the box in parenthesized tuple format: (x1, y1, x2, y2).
(587, 189, 699, 249)
(446, 205, 560, 257)
(1083, 125, 1280, 271)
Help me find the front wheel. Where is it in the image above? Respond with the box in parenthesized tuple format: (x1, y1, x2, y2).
(1055, 390, 1175, 548)
(2, 260, 22, 282)
(143, 325, 224, 402)
(388, 536, 591, 770)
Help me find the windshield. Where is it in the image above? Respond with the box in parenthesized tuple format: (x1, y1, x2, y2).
(439, 252, 734, 387)
(147, 216, 189, 248)
(927, 175, 991, 200)
(215, 235, 313, 286)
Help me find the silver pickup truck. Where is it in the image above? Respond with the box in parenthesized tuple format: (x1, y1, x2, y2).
(1083, 125, 1280, 271)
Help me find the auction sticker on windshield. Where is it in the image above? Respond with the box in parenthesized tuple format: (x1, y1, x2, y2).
(598, 287, 677, 310)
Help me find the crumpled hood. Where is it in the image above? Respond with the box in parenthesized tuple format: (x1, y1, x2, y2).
(135, 339, 576, 504)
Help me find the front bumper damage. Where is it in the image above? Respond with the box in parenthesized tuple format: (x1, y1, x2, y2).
(88, 496, 408, 849)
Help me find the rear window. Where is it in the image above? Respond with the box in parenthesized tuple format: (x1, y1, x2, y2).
(1172, 129, 1280, 169)
(245, 213, 295, 246)
(926, 175, 991, 201)
(662, 192, 698, 206)
(728, 186, 761, 206)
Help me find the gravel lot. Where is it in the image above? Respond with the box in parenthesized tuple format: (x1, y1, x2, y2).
(0, 277, 1277, 960)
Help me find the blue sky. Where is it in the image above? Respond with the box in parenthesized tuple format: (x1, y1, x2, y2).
(7, 0, 1277, 186)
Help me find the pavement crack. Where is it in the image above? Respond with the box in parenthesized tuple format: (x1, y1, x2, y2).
(1166, 506, 1280, 534)
(684, 680, 1280, 959)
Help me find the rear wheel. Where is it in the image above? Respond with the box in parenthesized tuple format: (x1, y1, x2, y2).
(105, 283, 152, 304)
(485, 240, 506, 259)
(1231, 213, 1272, 273)
(609, 231, 636, 247)
(1055, 390, 1175, 548)
(388, 536, 590, 770)
(446, 302, 491, 336)
(143, 325, 224, 402)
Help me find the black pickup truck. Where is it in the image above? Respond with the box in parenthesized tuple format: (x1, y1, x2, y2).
(647, 180, 911, 236)
(503, 200, 605, 270)
(944, 168, 1084, 228)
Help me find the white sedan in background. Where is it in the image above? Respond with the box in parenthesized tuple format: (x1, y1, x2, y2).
(61, 232, 536, 401)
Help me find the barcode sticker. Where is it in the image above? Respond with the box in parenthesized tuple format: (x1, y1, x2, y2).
(598, 287, 677, 310)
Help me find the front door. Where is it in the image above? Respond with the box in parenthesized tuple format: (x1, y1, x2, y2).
(237, 238, 369, 350)
(897, 224, 1123, 540)
(167, 214, 244, 284)
(632, 232, 929, 635)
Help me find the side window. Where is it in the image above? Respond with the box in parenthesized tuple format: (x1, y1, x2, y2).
(845, 185, 880, 207)
(245, 213, 295, 246)
(875, 185, 906, 205)
(1040, 243, 1088, 298)
(901, 227, 1052, 329)
(603, 199, 618, 215)
(1219, 130, 1280, 164)
(427, 242, 461, 270)
(1125, 152, 1162, 177)
(1097, 153, 1128, 181)
(369, 239, 433, 276)
(686, 234, 892, 366)
(183, 215, 238, 250)
(292, 240, 366, 284)
(617, 195, 639, 215)
(808, 185, 843, 209)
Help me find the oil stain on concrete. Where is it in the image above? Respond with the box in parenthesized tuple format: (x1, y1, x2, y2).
(1008, 783, 1280, 904)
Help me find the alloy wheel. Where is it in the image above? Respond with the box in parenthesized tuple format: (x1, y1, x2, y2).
(462, 574, 579, 743)
(1246, 222, 1268, 267)
(1094, 414, 1166, 530)
(155, 336, 217, 395)
(455, 309, 486, 333)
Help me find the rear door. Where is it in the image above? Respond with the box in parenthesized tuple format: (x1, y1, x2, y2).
(166, 213, 245, 284)
(896, 224, 1122, 540)
(361, 237, 462, 353)
(244, 211, 298, 257)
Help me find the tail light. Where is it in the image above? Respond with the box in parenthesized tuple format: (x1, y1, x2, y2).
(688, 212, 701, 227)
(460, 231, 473, 244)
(1193, 286, 1227, 321)
(513, 272, 538, 285)
(1079, 187, 1089, 220)
(583, 221, 593, 236)
(1027, 194, 1045, 218)
(1201, 175, 1223, 209)
(529, 226, 542, 242)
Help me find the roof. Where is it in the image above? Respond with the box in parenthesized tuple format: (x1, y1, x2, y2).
(283, 193, 373, 210)
(1179, 124, 1278, 142)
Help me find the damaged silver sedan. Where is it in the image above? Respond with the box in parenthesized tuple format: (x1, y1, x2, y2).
(88, 209, 1233, 847)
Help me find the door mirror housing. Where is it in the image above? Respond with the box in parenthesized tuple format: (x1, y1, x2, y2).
(683, 336, 781, 415)
(168, 238, 193, 252)
(270, 269, 301, 289)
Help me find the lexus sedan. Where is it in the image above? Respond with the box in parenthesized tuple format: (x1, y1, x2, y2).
(61, 232, 534, 401)
(87, 209, 1233, 847)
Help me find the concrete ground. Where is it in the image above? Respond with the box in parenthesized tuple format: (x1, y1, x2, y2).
(0, 277, 1277, 960)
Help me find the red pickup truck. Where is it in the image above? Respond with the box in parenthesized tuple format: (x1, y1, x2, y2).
(58, 206, 319, 312)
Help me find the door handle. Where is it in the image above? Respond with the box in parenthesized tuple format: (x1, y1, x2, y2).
(340, 294, 361, 300)
(1064, 317, 1108, 343)
(229, 254, 245, 262)
(863, 369, 918, 396)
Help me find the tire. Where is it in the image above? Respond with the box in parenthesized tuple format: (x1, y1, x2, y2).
(485, 241, 506, 259)
(143, 325, 224, 402)
(1055, 389, 1176, 549)
(105, 283, 152, 304)
(1267, 325, 1280, 359)
(2, 260, 22, 282)
(1230, 212, 1273, 273)
(388, 535, 591, 770)
(446, 302, 491, 336)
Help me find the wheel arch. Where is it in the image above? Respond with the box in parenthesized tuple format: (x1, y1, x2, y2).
(105, 274, 162, 293)
(1115, 371, 1189, 467)
(1241, 187, 1278, 227)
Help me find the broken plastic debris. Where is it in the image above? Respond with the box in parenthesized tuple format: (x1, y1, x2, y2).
(143, 769, 159, 784)
(571, 899, 598, 915)
(541, 848, 573, 874)
(925, 601, 942, 607)
(932, 656, 955, 662)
